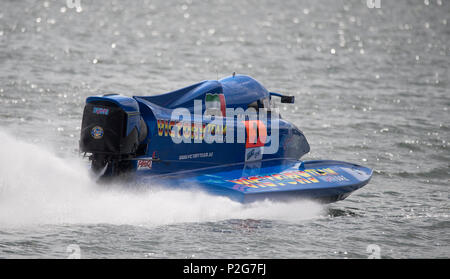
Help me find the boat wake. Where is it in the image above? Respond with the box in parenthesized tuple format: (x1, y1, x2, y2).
(0, 130, 324, 227)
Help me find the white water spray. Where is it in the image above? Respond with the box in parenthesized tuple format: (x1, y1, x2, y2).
(0, 130, 324, 227)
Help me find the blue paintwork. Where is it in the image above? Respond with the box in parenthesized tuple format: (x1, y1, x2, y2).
(136, 75, 269, 110)
(84, 75, 373, 203)
(87, 94, 140, 113)
(137, 80, 223, 109)
(219, 75, 270, 109)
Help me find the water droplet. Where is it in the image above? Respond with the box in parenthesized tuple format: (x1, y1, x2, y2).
(330, 48, 336, 54)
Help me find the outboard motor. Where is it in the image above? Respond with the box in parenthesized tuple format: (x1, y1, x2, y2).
(80, 94, 148, 176)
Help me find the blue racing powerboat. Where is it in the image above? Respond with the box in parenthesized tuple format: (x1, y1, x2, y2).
(79, 75, 372, 203)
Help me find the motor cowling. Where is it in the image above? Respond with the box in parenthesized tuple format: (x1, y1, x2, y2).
(79, 94, 148, 174)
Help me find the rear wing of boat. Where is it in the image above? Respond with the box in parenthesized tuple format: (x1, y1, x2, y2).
(270, 92, 295, 103)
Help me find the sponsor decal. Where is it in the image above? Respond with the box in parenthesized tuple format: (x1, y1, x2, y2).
(205, 93, 226, 117)
(137, 152, 157, 169)
(340, 167, 369, 181)
(93, 107, 109, 115)
(228, 168, 340, 190)
(156, 119, 226, 140)
(155, 118, 267, 147)
(244, 120, 267, 148)
(318, 175, 349, 183)
(90, 126, 104, 139)
(245, 146, 263, 162)
(137, 160, 152, 169)
(179, 152, 213, 160)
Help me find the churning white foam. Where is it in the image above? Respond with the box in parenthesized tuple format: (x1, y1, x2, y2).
(0, 130, 324, 227)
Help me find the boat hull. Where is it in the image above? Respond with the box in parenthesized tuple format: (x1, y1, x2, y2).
(134, 159, 372, 203)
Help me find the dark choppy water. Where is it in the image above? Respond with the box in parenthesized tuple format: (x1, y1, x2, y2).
(0, 0, 448, 258)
